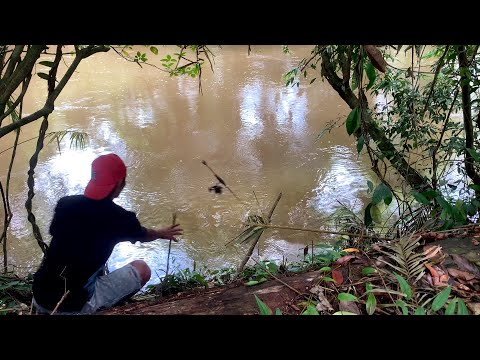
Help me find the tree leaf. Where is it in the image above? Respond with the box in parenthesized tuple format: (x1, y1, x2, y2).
(338, 293, 358, 302)
(367, 180, 374, 193)
(357, 135, 365, 153)
(371, 204, 382, 224)
(445, 298, 457, 315)
(414, 307, 426, 315)
(366, 293, 376, 315)
(436, 196, 454, 215)
(466, 148, 480, 162)
(319, 267, 331, 272)
(395, 299, 409, 315)
(322, 277, 336, 282)
(362, 267, 377, 276)
(302, 304, 320, 315)
(333, 311, 357, 315)
(456, 299, 469, 315)
(332, 270, 344, 285)
(245, 280, 259, 286)
(39, 61, 54, 67)
(254, 295, 272, 315)
(275, 308, 282, 315)
(364, 203, 373, 228)
(394, 273, 412, 300)
(332, 311, 357, 315)
(431, 286, 451, 311)
(37, 72, 49, 80)
(366, 62, 376, 90)
(412, 191, 430, 205)
(346, 108, 360, 135)
(150, 46, 158, 55)
(372, 183, 392, 206)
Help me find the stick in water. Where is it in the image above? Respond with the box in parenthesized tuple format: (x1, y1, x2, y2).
(165, 212, 177, 278)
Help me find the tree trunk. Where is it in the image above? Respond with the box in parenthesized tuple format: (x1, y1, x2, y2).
(100, 271, 321, 315)
(320, 50, 430, 191)
(457, 45, 480, 194)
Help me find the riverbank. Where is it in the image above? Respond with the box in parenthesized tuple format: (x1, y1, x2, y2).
(3, 224, 479, 315)
(100, 226, 480, 315)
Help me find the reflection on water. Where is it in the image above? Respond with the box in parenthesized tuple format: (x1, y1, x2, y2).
(309, 145, 369, 216)
(0, 45, 376, 287)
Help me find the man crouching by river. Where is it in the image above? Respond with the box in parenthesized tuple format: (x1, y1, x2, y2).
(32, 153, 182, 314)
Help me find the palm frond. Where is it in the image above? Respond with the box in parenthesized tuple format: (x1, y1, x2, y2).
(225, 214, 267, 246)
(377, 235, 428, 284)
(386, 206, 436, 238)
(45, 130, 89, 152)
(327, 201, 380, 247)
(6, 99, 20, 123)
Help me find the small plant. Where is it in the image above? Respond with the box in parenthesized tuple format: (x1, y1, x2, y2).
(242, 260, 279, 286)
(254, 295, 283, 315)
(153, 268, 209, 296)
(0, 273, 32, 315)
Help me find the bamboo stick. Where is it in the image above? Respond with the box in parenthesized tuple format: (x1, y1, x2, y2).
(242, 222, 392, 241)
(236, 192, 282, 275)
(165, 212, 177, 278)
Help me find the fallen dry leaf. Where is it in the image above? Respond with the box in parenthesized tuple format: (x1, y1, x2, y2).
(425, 263, 449, 286)
(453, 282, 471, 292)
(447, 268, 476, 282)
(451, 254, 480, 277)
(423, 245, 445, 264)
(335, 255, 356, 265)
(343, 248, 360, 253)
(339, 300, 361, 315)
(332, 270, 344, 286)
(467, 302, 480, 315)
(425, 263, 439, 277)
(374, 255, 388, 268)
(425, 273, 433, 286)
(310, 286, 334, 312)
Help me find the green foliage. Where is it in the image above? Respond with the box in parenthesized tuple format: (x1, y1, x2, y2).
(154, 267, 209, 296)
(338, 293, 358, 302)
(242, 260, 278, 285)
(372, 183, 393, 206)
(46, 130, 89, 151)
(431, 286, 451, 311)
(362, 267, 377, 276)
(0, 274, 32, 315)
(365, 61, 376, 90)
(37, 72, 49, 80)
(301, 304, 320, 315)
(254, 295, 272, 315)
(394, 274, 412, 300)
(357, 135, 365, 153)
(346, 108, 360, 135)
(366, 292, 377, 315)
(39, 61, 54, 67)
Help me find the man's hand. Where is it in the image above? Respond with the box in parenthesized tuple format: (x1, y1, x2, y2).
(157, 224, 183, 242)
